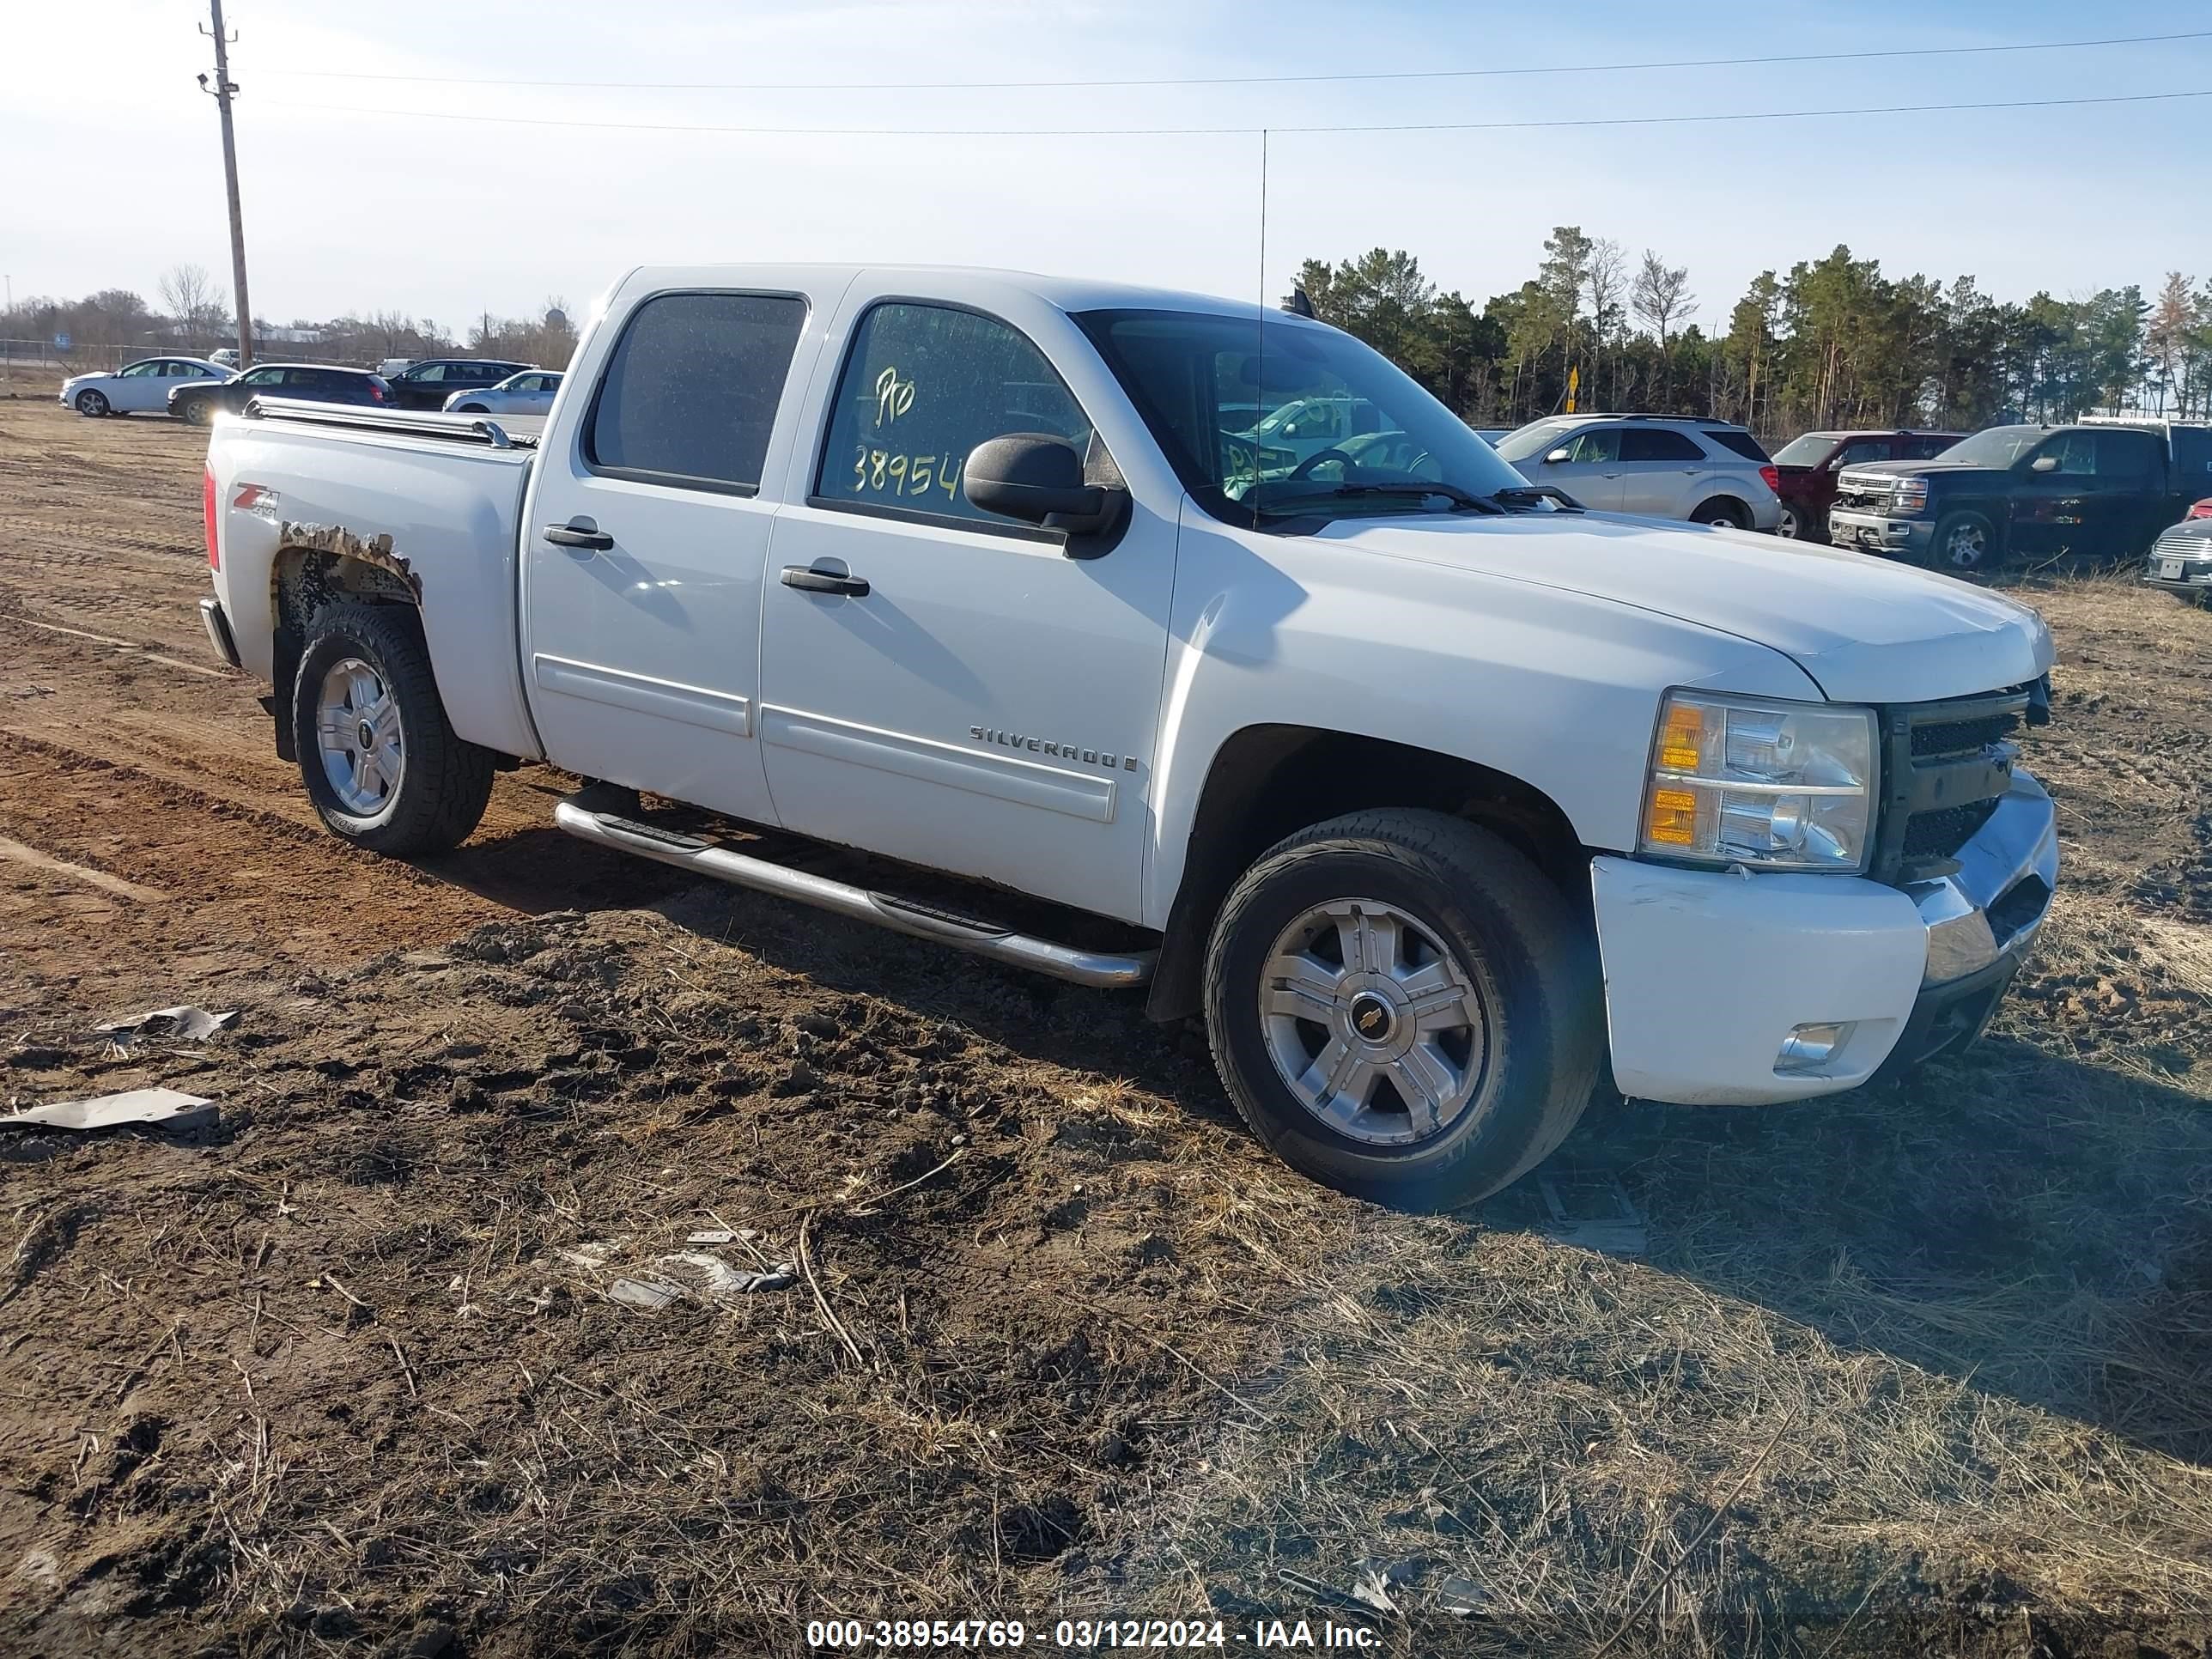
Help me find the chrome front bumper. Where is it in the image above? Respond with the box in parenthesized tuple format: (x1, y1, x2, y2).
(1829, 507, 1933, 557)
(1907, 769, 2057, 988)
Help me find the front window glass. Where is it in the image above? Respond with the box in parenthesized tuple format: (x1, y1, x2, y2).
(1078, 308, 1529, 526)
(1565, 428, 1622, 465)
(241, 368, 283, 386)
(1940, 426, 2045, 468)
(1771, 434, 1839, 466)
(119, 362, 157, 378)
(2039, 432, 2100, 476)
(1491, 419, 1589, 465)
(1832, 439, 1887, 467)
(817, 301, 1099, 526)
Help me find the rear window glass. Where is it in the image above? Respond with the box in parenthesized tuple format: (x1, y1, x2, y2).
(1622, 428, 1703, 462)
(1701, 428, 1770, 462)
(586, 292, 807, 493)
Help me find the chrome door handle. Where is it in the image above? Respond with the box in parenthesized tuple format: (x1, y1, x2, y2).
(781, 564, 870, 598)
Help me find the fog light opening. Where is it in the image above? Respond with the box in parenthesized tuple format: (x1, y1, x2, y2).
(1776, 1021, 1855, 1076)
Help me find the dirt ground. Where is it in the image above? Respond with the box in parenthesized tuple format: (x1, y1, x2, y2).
(0, 384, 2209, 1658)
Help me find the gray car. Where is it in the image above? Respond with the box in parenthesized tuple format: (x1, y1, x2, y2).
(441, 369, 562, 416)
(1494, 415, 1783, 532)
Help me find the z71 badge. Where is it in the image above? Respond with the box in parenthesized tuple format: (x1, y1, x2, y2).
(970, 726, 1139, 772)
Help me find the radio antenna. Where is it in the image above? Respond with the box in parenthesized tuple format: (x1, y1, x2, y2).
(1253, 127, 1268, 527)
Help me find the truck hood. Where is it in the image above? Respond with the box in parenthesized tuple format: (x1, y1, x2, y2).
(1838, 459, 2010, 483)
(1320, 510, 2054, 704)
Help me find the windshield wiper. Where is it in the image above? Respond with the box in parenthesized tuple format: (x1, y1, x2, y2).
(1490, 484, 1583, 513)
(1335, 482, 1503, 513)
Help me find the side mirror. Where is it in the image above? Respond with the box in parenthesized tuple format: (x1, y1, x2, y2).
(2029, 454, 2059, 473)
(1542, 447, 1572, 465)
(963, 434, 1127, 544)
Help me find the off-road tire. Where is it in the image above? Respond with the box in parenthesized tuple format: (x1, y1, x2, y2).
(1690, 497, 1750, 530)
(291, 603, 493, 855)
(1203, 809, 1605, 1211)
(1927, 510, 1997, 574)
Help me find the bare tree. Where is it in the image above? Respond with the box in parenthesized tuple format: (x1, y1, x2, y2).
(1587, 239, 1626, 407)
(159, 264, 224, 351)
(1632, 250, 1698, 406)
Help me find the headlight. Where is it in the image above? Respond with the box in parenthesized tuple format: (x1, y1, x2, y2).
(1891, 477, 1929, 515)
(1639, 691, 1877, 872)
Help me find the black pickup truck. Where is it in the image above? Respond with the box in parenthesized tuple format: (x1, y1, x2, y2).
(1827, 419, 2212, 573)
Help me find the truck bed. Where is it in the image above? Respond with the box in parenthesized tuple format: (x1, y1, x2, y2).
(207, 398, 544, 762)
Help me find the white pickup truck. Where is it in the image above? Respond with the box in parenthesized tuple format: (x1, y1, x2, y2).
(197, 264, 2058, 1208)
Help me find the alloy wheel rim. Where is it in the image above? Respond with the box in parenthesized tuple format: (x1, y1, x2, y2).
(315, 657, 404, 815)
(1946, 524, 1986, 568)
(1777, 507, 1799, 538)
(1257, 897, 1488, 1146)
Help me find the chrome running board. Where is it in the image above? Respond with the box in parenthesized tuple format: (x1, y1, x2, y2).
(551, 799, 1156, 989)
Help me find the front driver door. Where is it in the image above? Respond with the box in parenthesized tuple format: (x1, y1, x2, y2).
(756, 292, 1176, 923)
(2009, 432, 2097, 559)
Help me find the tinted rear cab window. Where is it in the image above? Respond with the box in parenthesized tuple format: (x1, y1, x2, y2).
(586, 292, 807, 494)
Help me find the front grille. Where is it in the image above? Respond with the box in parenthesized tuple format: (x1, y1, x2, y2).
(1911, 709, 2019, 758)
(1901, 799, 2001, 859)
(1834, 471, 1899, 511)
(1870, 687, 2034, 885)
(2152, 524, 2211, 559)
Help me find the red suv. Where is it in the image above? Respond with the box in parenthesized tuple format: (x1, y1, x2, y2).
(1770, 429, 1963, 542)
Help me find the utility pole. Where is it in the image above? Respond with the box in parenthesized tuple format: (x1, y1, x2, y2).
(199, 0, 252, 368)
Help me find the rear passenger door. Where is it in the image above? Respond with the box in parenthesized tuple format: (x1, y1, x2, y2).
(520, 286, 821, 823)
(1613, 427, 1708, 517)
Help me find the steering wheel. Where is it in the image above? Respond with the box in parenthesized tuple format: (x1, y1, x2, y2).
(1287, 447, 1358, 481)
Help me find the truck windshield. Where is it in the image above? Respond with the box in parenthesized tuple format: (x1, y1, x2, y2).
(1935, 426, 2046, 468)
(1074, 308, 1534, 527)
(1771, 434, 1843, 466)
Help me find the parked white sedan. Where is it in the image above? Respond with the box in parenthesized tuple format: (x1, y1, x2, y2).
(59, 356, 230, 418)
(441, 369, 562, 416)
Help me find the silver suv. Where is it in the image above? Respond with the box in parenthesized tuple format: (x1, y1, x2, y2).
(1493, 415, 1783, 532)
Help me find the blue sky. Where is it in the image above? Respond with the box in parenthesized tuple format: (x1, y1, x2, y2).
(9, 0, 2210, 331)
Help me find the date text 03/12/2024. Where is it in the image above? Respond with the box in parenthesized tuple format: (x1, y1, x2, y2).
(806, 1619, 1384, 1649)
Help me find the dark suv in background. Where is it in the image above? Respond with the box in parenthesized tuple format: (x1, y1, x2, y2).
(1829, 419, 2212, 572)
(169, 364, 393, 427)
(382, 358, 533, 411)
(1768, 430, 1962, 541)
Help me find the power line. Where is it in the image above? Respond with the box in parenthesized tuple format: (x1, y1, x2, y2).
(260, 28, 2212, 94)
(267, 84, 2212, 140)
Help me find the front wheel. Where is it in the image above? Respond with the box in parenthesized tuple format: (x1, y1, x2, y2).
(291, 603, 494, 855)
(179, 396, 214, 426)
(1928, 510, 1996, 574)
(1775, 504, 1801, 539)
(75, 389, 109, 417)
(1203, 810, 1605, 1211)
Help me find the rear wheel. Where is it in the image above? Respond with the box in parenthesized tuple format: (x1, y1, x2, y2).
(1203, 810, 1604, 1211)
(1928, 510, 1996, 574)
(291, 603, 494, 855)
(74, 389, 109, 417)
(1690, 497, 1748, 530)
